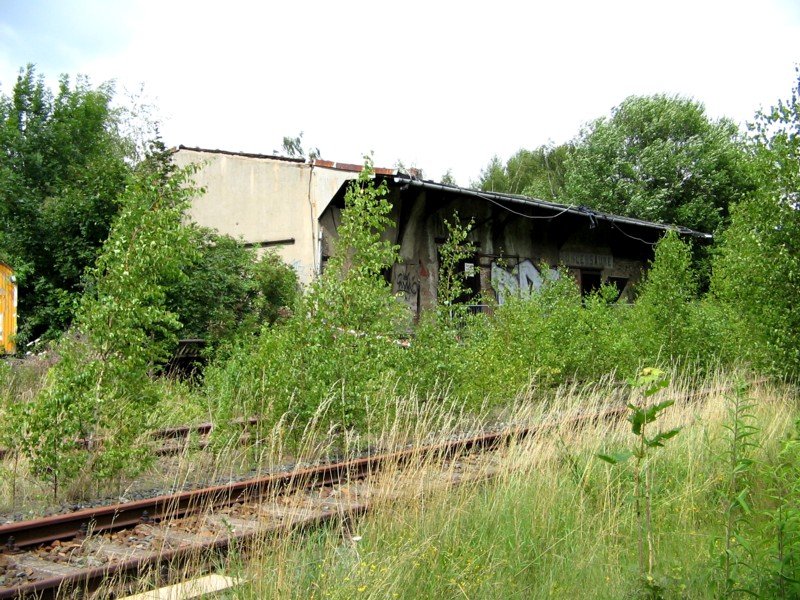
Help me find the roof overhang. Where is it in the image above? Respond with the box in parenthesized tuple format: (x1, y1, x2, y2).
(385, 175, 713, 242)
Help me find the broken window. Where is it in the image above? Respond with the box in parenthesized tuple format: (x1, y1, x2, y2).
(606, 276, 629, 302)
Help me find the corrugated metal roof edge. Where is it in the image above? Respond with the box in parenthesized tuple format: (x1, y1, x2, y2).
(388, 176, 713, 241)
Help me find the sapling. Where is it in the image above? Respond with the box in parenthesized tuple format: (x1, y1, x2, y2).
(598, 367, 681, 586)
(719, 379, 759, 596)
(21, 156, 202, 498)
(437, 212, 477, 322)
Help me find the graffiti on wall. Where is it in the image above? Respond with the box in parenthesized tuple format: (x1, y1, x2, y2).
(490, 259, 559, 304)
(393, 263, 420, 306)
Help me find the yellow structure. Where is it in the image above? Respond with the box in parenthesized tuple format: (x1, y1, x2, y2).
(0, 262, 17, 354)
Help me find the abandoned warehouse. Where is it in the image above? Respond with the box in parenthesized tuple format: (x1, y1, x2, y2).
(174, 146, 711, 314)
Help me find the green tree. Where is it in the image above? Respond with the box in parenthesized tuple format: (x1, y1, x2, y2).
(281, 131, 320, 161)
(475, 144, 570, 200)
(440, 169, 457, 186)
(310, 160, 404, 334)
(0, 65, 133, 345)
(563, 95, 755, 234)
(21, 156, 202, 495)
(631, 231, 699, 359)
(711, 69, 800, 376)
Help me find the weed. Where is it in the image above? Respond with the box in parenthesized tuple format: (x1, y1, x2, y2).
(598, 367, 681, 593)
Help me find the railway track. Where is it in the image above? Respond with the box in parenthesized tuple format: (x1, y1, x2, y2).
(0, 417, 261, 462)
(0, 376, 768, 598)
(0, 377, 764, 462)
(0, 407, 626, 599)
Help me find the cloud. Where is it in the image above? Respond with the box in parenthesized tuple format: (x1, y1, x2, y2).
(1, 0, 799, 185)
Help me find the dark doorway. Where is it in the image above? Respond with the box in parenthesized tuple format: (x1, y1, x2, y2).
(580, 269, 602, 296)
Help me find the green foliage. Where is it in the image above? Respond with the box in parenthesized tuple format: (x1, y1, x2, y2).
(166, 230, 254, 343)
(563, 94, 755, 234)
(281, 131, 320, 161)
(0, 65, 133, 344)
(625, 231, 736, 370)
(718, 380, 760, 595)
(251, 250, 300, 325)
(598, 368, 680, 588)
(632, 231, 700, 357)
(712, 70, 800, 377)
(422, 271, 636, 406)
(165, 230, 299, 347)
(761, 417, 800, 598)
(475, 143, 570, 200)
(20, 159, 202, 496)
(205, 160, 408, 437)
(310, 161, 404, 334)
(440, 169, 456, 186)
(436, 212, 477, 314)
(712, 197, 800, 376)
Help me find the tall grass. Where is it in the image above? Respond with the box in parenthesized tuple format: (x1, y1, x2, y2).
(218, 373, 798, 599)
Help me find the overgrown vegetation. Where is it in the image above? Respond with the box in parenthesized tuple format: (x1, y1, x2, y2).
(224, 376, 799, 599)
(0, 65, 798, 600)
(205, 161, 409, 438)
(711, 69, 800, 376)
(166, 229, 299, 348)
(0, 66, 132, 344)
(17, 153, 202, 497)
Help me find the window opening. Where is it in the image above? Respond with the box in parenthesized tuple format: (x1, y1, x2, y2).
(579, 269, 602, 296)
(606, 276, 629, 302)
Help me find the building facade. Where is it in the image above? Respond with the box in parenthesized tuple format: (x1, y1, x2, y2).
(173, 146, 389, 283)
(175, 147, 710, 314)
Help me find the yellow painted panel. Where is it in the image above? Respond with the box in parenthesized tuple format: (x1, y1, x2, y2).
(0, 263, 16, 354)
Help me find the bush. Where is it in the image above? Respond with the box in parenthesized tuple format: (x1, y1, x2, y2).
(166, 229, 299, 348)
(449, 273, 636, 406)
(204, 161, 410, 437)
(631, 231, 729, 368)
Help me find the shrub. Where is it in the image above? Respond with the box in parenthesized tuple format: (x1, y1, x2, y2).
(205, 160, 410, 437)
(166, 229, 299, 348)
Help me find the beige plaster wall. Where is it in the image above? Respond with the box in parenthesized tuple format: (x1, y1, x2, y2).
(174, 149, 357, 283)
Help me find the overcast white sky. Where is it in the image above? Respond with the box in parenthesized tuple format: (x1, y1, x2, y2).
(1, 0, 799, 185)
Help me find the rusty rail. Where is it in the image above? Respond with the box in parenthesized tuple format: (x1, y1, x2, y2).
(0, 376, 772, 598)
(0, 417, 262, 461)
(0, 406, 626, 599)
